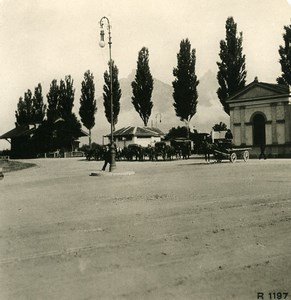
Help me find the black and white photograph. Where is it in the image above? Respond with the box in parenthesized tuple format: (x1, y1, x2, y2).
(0, 0, 291, 299)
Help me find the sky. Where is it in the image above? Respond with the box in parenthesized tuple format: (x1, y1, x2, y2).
(0, 0, 290, 149)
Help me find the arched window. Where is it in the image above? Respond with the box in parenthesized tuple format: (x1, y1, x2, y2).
(253, 114, 266, 146)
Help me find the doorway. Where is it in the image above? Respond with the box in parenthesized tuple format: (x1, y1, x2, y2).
(253, 114, 266, 146)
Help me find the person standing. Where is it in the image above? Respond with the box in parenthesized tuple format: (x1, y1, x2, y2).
(225, 129, 233, 141)
(202, 135, 212, 163)
(102, 146, 111, 171)
(259, 143, 267, 160)
(224, 129, 233, 148)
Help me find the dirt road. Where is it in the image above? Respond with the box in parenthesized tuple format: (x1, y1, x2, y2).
(1, 157, 291, 299)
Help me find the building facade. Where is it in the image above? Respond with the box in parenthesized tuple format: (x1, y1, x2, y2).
(226, 80, 291, 157)
(104, 126, 164, 149)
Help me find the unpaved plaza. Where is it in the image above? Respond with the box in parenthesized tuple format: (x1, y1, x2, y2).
(0, 157, 291, 300)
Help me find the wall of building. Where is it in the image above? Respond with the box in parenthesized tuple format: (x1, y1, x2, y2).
(114, 136, 161, 149)
(228, 83, 291, 157)
(230, 99, 290, 148)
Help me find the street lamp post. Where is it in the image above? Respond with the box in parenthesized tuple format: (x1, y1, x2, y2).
(99, 16, 116, 172)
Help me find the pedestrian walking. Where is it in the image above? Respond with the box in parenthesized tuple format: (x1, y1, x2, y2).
(102, 146, 111, 171)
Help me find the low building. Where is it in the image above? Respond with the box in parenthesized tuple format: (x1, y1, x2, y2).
(105, 126, 164, 148)
(0, 124, 40, 158)
(226, 79, 291, 157)
(0, 123, 88, 158)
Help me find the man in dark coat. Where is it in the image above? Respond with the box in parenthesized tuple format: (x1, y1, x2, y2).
(224, 129, 233, 148)
(225, 129, 233, 141)
(102, 146, 111, 171)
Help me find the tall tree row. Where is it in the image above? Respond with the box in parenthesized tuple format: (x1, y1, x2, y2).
(12, 18, 290, 158)
(46, 76, 81, 151)
(15, 84, 46, 126)
(217, 17, 247, 115)
(131, 47, 154, 127)
(172, 38, 199, 133)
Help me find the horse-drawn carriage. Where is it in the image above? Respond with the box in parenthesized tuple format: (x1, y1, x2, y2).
(207, 131, 251, 163)
(213, 141, 250, 163)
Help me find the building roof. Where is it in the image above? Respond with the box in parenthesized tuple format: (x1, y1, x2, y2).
(0, 124, 37, 139)
(0, 124, 88, 139)
(226, 80, 290, 103)
(258, 82, 289, 94)
(111, 126, 164, 138)
(78, 129, 89, 137)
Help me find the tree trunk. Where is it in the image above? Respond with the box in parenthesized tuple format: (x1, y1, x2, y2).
(184, 120, 190, 138)
(89, 129, 92, 150)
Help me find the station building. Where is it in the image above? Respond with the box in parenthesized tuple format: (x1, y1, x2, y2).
(226, 79, 291, 157)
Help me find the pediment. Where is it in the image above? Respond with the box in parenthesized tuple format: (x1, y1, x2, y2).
(238, 86, 281, 100)
(227, 82, 289, 103)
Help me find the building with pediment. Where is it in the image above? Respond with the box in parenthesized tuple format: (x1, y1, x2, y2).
(226, 79, 291, 157)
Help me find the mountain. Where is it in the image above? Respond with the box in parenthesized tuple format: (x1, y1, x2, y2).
(89, 70, 229, 145)
(118, 70, 175, 128)
(198, 70, 220, 107)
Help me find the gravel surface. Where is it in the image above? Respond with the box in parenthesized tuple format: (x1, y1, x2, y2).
(1, 157, 291, 300)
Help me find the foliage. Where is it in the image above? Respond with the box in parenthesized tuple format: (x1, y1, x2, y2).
(79, 71, 97, 137)
(32, 84, 46, 123)
(277, 24, 291, 85)
(59, 75, 75, 120)
(15, 90, 33, 125)
(15, 84, 46, 125)
(172, 39, 199, 124)
(79, 71, 97, 149)
(46, 76, 82, 151)
(165, 126, 197, 140)
(80, 142, 102, 152)
(103, 61, 121, 128)
(46, 79, 60, 123)
(217, 17, 247, 115)
(12, 76, 84, 157)
(212, 122, 228, 131)
(131, 47, 154, 126)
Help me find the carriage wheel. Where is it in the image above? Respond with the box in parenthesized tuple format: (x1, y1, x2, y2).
(230, 152, 237, 163)
(243, 150, 249, 162)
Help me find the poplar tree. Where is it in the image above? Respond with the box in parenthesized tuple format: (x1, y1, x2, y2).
(131, 47, 154, 126)
(46, 79, 60, 123)
(103, 61, 121, 129)
(58, 75, 81, 150)
(59, 75, 75, 120)
(15, 84, 45, 125)
(32, 83, 46, 124)
(15, 89, 33, 125)
(172, 39, 199, 131)
(79, 70, 97, 148)
(14, 84, 46, 156)
(277, 24, 291, 86)
(217, 17, 247, 115)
